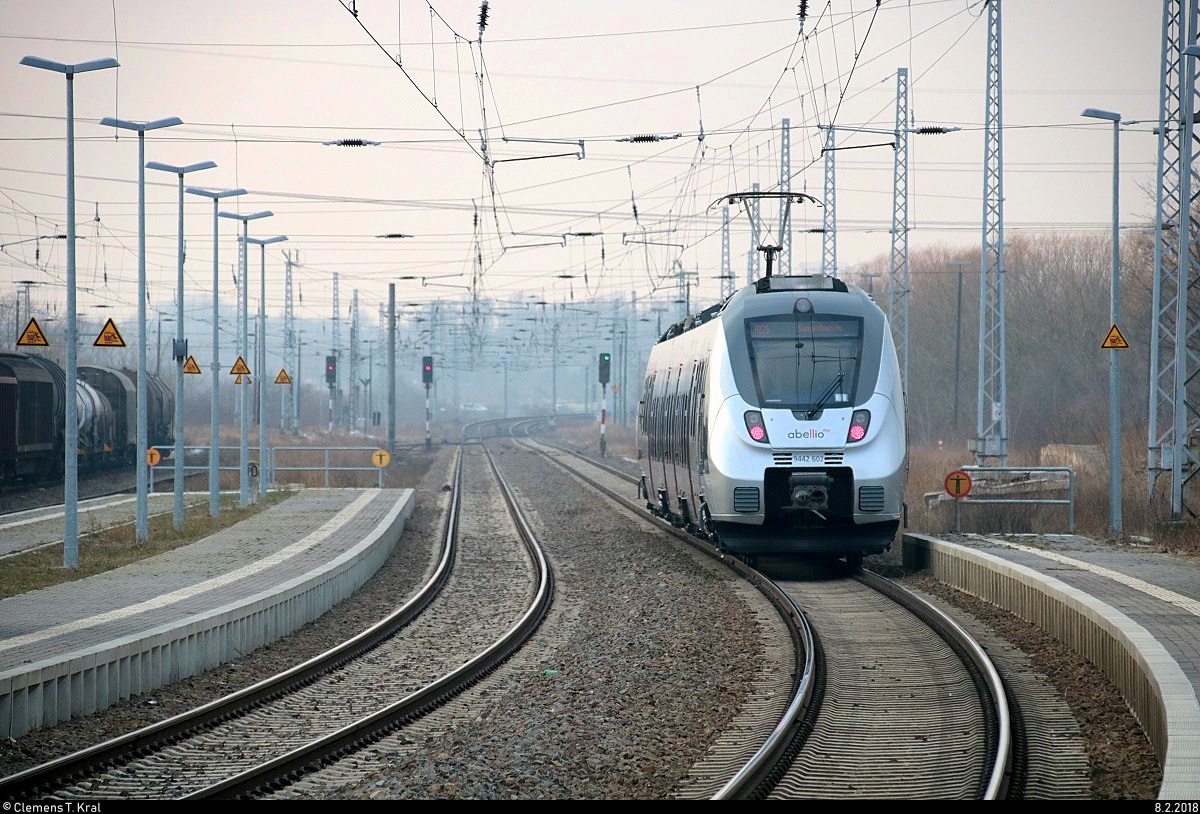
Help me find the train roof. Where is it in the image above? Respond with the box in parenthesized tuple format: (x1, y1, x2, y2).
(656, 274, 865, 343)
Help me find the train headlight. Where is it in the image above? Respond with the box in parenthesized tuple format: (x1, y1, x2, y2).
(744, 410, 770, 443)
(847, 409, 870, 443)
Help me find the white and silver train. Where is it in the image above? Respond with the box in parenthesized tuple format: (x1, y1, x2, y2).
(636, 274, 907, 564)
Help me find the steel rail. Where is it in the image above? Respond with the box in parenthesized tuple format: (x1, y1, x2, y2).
(186, 437, 554, 799)
(0, 449, 465, 800)
(526, 434, 1012, 799)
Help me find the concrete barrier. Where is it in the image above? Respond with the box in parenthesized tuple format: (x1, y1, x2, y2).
(0, 489, 414, 739)
(902, 532, 1200, 800)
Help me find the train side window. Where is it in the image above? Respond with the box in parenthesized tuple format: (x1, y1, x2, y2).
(657, 398, 667, 463)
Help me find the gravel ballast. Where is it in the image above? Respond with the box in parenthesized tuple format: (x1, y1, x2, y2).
(0, 430, 1169, 799)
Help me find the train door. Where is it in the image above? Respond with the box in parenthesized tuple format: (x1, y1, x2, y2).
(683, 359, 700, 516)
(641, 370, 657, 499)
(668, 363, 685, 516)
(696, 361, 709, 476)
(657, 366, 673, 505)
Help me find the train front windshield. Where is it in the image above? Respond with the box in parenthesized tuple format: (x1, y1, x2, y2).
(745, 315, 863, 412)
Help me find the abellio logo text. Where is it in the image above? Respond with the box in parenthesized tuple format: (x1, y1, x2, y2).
(788, 428, 830, 439)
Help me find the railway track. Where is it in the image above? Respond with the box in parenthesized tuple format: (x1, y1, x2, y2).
(0, 462, 204, 517)
(524, 433, 1013, 799)
(0, 441, 554, 800)
(1, 419, 1015, 799)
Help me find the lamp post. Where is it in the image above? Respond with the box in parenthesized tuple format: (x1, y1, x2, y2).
(185, 186, 247, 516)
(147, 160, 215, 531)
(100, 115, 183, 542)
(246, 234, 288, 499)
(1082, 106, 1123, 537)
(218, 210, 273, 507)
(20, 55, 118, 568)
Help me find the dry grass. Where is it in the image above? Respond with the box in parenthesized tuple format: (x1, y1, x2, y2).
(907, 441, 1200, 556)
(1, 428, 445, 600)
(549, 416, 636, 459)
(0, 491, 290, 600)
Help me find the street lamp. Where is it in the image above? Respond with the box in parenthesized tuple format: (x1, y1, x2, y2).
(20, 54, 118, 569)
(100, 114, 182, 542)
(147, 160, 215, 532)
(185, 186, 247, 516)
(1081, 106, 1123, 537)
(245, 234, 288, 498)
(218, 209, 273, 507)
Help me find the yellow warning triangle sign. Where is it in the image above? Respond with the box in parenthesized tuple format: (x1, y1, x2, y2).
(93, 318, 127, 348)
(274, 368, 292, 385)
(235, 373, 253, 385)
(1102, 324, 1130, 350)
(183, 355, 202, 374)
(16, 317, 49, 347)
(229, 356, 251, 375)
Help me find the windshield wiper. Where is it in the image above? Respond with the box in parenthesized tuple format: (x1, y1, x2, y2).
(804, 371, 844, 420)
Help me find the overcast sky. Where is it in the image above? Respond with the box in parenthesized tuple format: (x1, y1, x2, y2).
(0, 0, 1162, 349)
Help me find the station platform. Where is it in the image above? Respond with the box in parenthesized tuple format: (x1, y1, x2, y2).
(902, 532, 1200, 800)
(0, 487, 414, 740)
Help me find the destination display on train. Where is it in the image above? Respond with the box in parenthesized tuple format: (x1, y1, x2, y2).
(747, 317, 861, 338)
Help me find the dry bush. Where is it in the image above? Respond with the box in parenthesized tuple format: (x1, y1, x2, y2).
(546, 416, 637, 460)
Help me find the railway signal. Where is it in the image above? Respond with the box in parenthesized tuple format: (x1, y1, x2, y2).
(420, 356, 435, 448)
(325, 355, 337, 385)
(598, 352, 612, 457)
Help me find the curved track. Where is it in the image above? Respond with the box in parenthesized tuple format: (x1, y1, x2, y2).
(526, 432, 1011, 799)
(0, 441, 554, 800)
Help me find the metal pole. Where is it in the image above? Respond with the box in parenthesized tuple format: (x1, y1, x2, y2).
(173, 174, 185, 530)
(25, 57, 119, 565)
(955, 266, 963, 432)
(210, 199, 221, 516)
(135, 130, 149, 541)
(388, 283, 396, 453)
(1109, 116, 1123, 536)
(258, 242, 267, 499)
(1173, 37, 1200, 519)
(948, 260, 971, 433)
(64, 72, 80, 565)
(600, 383, 607, 457)
(295, 331, 302, 433)
(240, 222, 249, 507)
(293, 328, 301, 434)
(424, 382, 431, 448)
